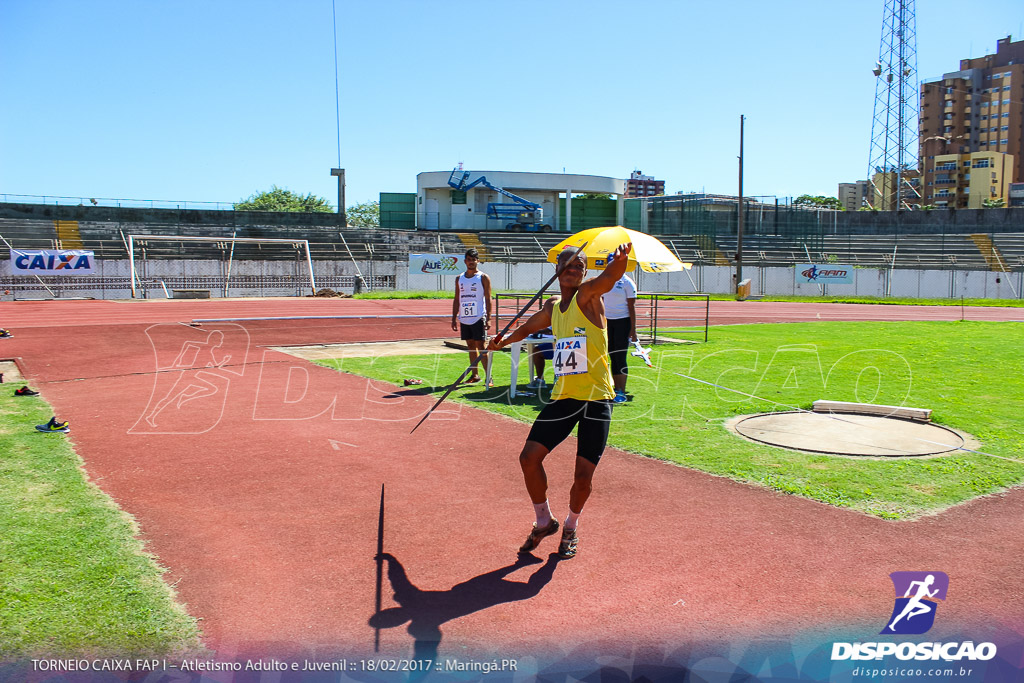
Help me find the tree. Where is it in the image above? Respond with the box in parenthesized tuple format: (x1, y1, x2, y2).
(347, 200, 380, 228)
(573, 193, 613, 200)
(982, 197, 1006, 209)
(235, 186, 333, 212)
(794, 194, 844, 210)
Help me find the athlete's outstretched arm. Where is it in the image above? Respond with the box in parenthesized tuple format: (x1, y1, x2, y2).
(578, 243, 632, 305)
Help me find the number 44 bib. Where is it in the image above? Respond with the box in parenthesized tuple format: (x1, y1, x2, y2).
(553, 336, 588, 377)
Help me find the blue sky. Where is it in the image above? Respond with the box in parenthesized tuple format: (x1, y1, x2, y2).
(1, 0, 1022, 208)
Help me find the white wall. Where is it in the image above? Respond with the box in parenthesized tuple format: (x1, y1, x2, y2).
(3, 258, 1020, 301)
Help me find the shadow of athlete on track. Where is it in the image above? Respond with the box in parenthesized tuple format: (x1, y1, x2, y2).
(369, 552, 560, 671)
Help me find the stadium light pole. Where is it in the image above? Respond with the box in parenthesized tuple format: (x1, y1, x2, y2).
(331, 168, 347, 227)
(736, 115, 745, 294)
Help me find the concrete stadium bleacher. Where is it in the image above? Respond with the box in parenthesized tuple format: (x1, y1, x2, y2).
(712, 234, 1002, 270)
(2, 206, 1022, 275)
(475, 233, 564, 262)
(991, 234, 1024, 270)
(0, 216, 460, 262)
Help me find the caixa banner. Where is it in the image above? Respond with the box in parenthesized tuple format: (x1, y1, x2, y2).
(11, 249, 95, 275)
(409, 254, 460, 275)
(796, 263, 853, 285)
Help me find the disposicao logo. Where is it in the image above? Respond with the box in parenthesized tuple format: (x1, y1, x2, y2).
(882, 571, 948, 635)
(831, 571, 997, 663)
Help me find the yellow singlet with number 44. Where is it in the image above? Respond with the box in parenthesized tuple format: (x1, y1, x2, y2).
(550, 293, 614, 401)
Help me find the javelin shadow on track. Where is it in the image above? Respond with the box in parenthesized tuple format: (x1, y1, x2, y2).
(369, 552, 561, 671)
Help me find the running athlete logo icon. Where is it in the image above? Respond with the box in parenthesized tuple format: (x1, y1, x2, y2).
(130, 323, 249, 434)
(881, 571, 949, 635)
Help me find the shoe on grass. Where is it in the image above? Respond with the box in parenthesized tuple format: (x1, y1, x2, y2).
(15, 386, 39, 396)
(35, 416, 69, 433)
(558, 527, 579, 559)
(613, 389, 627, 404)
(519, 518, 559, 553)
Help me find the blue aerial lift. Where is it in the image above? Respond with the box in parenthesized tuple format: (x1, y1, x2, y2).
(447, 167, 553, 232)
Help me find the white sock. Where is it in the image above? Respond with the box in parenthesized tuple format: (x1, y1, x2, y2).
(533, 500, 552, 527)
(565, 510, 581, 530)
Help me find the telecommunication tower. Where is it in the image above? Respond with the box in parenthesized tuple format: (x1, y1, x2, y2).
(867, 0, 920, 210)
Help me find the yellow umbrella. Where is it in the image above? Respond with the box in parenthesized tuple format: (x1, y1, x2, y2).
(546, 226, 691, 273)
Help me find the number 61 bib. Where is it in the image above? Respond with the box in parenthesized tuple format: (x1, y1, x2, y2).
(553, 336, 588, 377)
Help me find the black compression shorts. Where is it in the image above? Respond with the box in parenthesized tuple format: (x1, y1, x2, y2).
(526, 398, 613, 465)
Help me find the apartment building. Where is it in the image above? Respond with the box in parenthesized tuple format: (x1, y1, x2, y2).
(838, 180, 870, 211)
(624, 171, 665, 198)
(923, 152, 1014, 208)
(919, 35, 1023, 206)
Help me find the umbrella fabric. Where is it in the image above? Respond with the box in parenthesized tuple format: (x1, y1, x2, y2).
(545, 226, 691, 273)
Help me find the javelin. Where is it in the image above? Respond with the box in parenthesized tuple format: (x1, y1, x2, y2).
(410, 241, 589, 433)
(674, 371, 1024, 464)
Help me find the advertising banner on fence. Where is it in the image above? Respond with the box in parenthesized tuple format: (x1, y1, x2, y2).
(10, 249, 95, 275)
(796, 263, 853, 285)
(409, 253, 461, 275)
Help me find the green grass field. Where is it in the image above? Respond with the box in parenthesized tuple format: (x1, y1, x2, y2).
(322, 321, 1024, 520)
(0, 392, 201, 659)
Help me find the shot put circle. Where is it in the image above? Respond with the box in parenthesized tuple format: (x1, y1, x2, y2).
(727, 412, 970, 457)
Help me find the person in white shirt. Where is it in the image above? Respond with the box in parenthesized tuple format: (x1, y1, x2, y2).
(600, 265, 637, 403)
(451, 249, 492, 385)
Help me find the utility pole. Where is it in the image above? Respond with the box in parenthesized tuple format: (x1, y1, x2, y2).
(736, 115, 745, 294)
(331, 168, 347, 227)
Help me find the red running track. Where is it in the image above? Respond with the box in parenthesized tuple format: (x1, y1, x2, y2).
(4, 296, 1021, 330)
(1, 298, 1022, 668)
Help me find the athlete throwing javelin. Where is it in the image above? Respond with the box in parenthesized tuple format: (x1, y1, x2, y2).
(488, 242, 632, 559)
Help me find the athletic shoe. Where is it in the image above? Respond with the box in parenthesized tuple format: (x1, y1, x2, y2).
(558, 527, 579, 559)
(519, 518, 559, 553)
(613, 390, 627, 404)
(35, 417, 69, 433)
(15, 387, 39, 396)
(0, 329, 12, 338)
